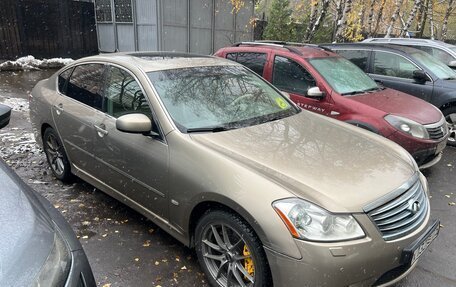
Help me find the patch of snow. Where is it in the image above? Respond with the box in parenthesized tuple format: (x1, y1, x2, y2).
(0, 132, 41, 158)
(0, 98, 29, 112)
(0, 56, 73, 71)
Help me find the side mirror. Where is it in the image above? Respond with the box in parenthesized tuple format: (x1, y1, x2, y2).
(0, 104, 12, 129)
(448, 60, 456, 69)
(307, 86, 325, 99)
(116, 113, 152, 134)
(413, 70, 429, 83)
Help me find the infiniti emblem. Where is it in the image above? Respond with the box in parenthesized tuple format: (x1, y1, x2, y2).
(407, 199, 421, 214)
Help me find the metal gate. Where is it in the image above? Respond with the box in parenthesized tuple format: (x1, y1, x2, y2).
(95, 0, 254, 54)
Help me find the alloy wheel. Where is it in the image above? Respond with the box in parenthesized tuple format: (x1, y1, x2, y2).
(201, 223, 255, 287)
(45, 133, 65, 176)
(446, 112, 456, 145)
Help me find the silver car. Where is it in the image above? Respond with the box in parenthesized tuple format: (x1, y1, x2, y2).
(0, 104, 95, 287)
(30, 52, 439, 287)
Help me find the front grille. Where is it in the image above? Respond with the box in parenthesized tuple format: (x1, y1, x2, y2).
(426, 125, 445, 140)
(425, 118, 448, 140)
(364, 175, 428, 241)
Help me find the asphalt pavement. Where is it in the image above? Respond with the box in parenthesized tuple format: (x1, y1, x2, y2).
(0, 70, 455, 287)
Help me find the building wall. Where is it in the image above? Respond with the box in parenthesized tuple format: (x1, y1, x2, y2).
(95, 0, 254, 54)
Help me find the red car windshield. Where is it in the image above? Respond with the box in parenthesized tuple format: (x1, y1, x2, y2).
(309, 57, 379, 95)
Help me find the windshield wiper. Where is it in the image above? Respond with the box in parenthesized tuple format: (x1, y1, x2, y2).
(341, 90, 366, 96)
(186, 125, 234, 133)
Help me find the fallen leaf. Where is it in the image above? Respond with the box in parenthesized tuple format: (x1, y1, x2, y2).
(155, 261, 160, 266)
(102, 234, 108, 238)
(445, 195, 451, 198)
(142, 240, 151, 247)
(449, 202, 455, 206)
(102, 284, 111, 287)
(181, 266, 187, 270)
(82, 221, 91, 226)
(134, 257, 140, 262)
(148, 228, 155, 234)
(82, 235, 88, 239)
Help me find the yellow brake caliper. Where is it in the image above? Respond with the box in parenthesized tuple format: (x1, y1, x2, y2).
(243, 245, 255, 278)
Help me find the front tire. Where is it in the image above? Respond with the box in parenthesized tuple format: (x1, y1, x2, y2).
(195, 210, 272, 287)
(43, 128, 72, 182)
(443, 106, 456, 147)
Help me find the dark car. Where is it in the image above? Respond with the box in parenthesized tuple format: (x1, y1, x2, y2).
(363, 38, 456, 69)
(323, 43, 456, 146)
(215, 42, 448, 168)
(0, 104, 96, 287)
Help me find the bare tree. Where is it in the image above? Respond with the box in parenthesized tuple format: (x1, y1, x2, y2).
(304, 0, 319, 41)
(428, 0, 435, 39)
(416, 0, 428, 37)
(367, 0, 375, 36)
(441, 0, 455, 40)
(334, 0, 352, 42)
(385, 0, 405, 38)
(305, 0, 331, 42)
(333, 0, 346, 41)
(401, 0, 422, 37)
(372, 0, 387, 37)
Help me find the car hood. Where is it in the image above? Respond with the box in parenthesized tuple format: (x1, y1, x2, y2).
(0, 161, 55, 286)
(349, 88, 442, 124)
(191, 111, 416, 212)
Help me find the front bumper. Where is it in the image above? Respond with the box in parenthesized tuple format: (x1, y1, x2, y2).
(386, 131, 448, 169)
(65, 249, 96, 287)
(265, 211, 434, 287)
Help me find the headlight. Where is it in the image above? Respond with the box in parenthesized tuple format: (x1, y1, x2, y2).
(273, 198, 365, 242)
(385, 114, 429, 139)
(33, 228, 71, 287)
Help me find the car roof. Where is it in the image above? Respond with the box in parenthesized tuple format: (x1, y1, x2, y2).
(71, 51, 239, 72)
(363, 37, 455, 48)
(226, 41, 338, 58)
(322, 43, 424, 54)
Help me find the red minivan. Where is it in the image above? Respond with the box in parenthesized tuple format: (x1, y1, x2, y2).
(215, 42, 449, 168)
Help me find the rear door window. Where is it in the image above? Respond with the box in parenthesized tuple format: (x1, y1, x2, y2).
(372, 51, 418, 79)
(103, 66, 153, 119)
(226, 52, 267, 76)
(336, 50, 370, 71)
(66, 64, 105, 110)
(57, 68, 73, 95)
(272, 56, 316, 95)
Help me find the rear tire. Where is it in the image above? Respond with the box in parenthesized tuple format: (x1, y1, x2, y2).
(443, 106, 456, 147)
(43, 128, 72, 182)
(195, 210, 272, 287)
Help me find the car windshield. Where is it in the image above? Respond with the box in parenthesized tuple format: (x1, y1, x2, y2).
(308, 57, 379, 95)
(147, 65, 299, 132)
(410, 51, 456, 79)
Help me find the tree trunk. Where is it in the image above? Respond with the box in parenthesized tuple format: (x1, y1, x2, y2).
(417, 0, 428, 37)
(367, 0, 375, 37)
(385, 0, 405, 38)
(306, 0, 330, 42)
(401, 0, 422, 37)
(441, 0, 455, 41)
(428, 0, 435, 39)
(373, 0, 387, 37)
(335, 0, 352, 42)
(332, 0, 345, 41)
(304, 0, 319, 41)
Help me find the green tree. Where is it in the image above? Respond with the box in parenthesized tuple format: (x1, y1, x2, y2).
(263, 0, 293, 41)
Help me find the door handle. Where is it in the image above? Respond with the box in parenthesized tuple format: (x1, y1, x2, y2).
(54, 103, 64, 115)
(94, 124, 108, 137)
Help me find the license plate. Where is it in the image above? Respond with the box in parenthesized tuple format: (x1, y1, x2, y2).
(401, 220, 439, 266)
(436, 140, 446, 154)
